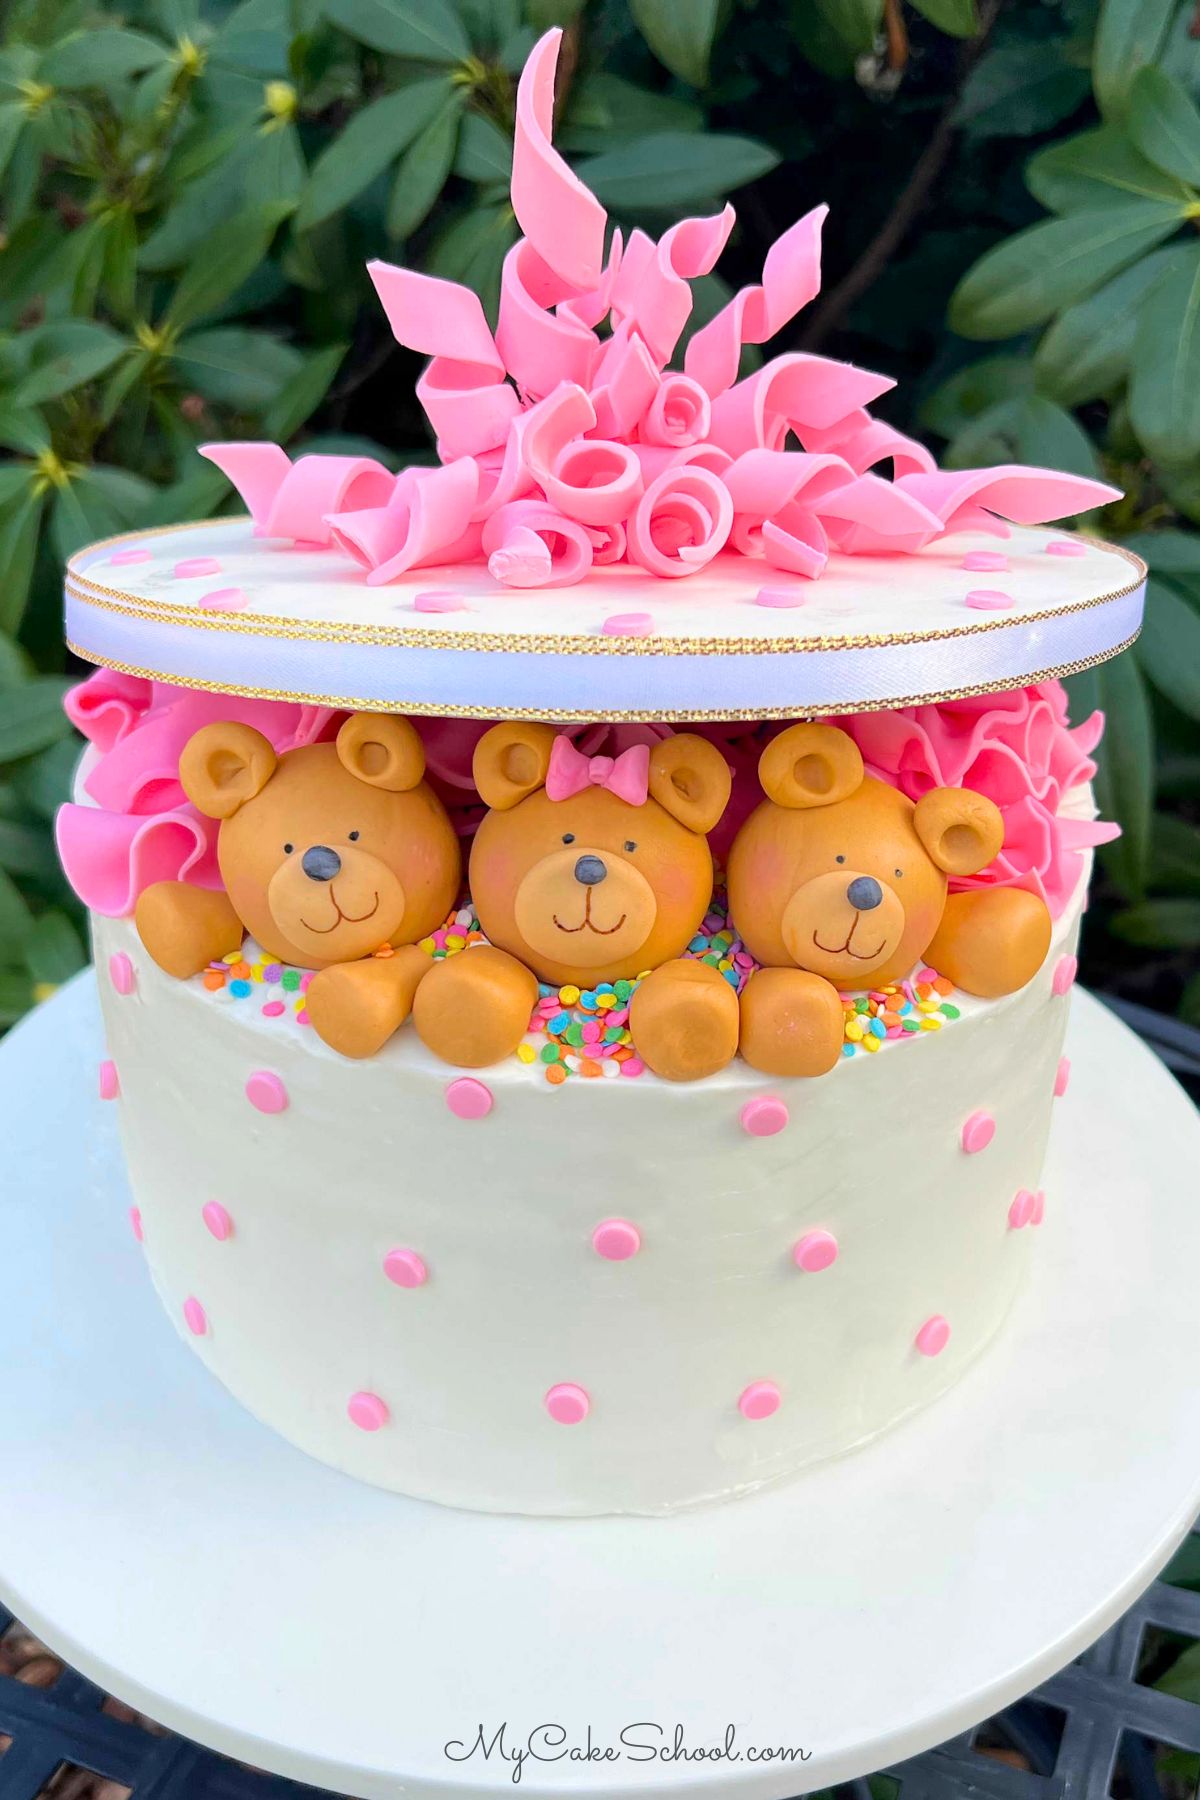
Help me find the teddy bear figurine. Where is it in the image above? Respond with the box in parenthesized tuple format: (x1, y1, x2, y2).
(411, 722, 736, 1080)
(135, 712, 461, 1058)
(726, 722, 1053, 1078)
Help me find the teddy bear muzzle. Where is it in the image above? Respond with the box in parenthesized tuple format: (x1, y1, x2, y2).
(265, 842, 407, 966)
(511, 844, 659, 970)
(780, 867, 909, 982)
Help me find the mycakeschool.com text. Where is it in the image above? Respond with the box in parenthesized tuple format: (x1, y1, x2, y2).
(444, 1723, 813, 1784)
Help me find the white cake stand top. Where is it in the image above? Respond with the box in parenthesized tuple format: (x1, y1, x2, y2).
(65, 519, 1145, 721)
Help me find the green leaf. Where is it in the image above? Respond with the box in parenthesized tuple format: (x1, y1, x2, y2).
(0, 488, 45, 637)
(386, 89, 466, 240)
(0, 817, 58, 883)
(0, 677, 74, 763)
(262, 341, 347, 442)
(50, 479, 125, 563)
(1122, 526, 1200, 576)
(322, 0, 471, 62)
(1128, 66, 1200, 186)
(1093, 652, 1154, 900)
(0, 102, 26, 187)
(1034, 245, 1186, 405)
(1137, 579, 1200, 718)
(561, 73, 702, 153)
(100, 205, 138, 321)
(11, 737, 81, 819)
(1129, 245, 1200, 462)
(0, 631, 31, 686)
(1111, 897, 1200, 947)
(296, 79, 454, 231)
(13, 321, 129, 405)
(919, 356, 1033, 437)
(23, 910, 86, 986)
(1026, 125, 1193, 212)
(909, 0, 977, 36)
(454, 111, 512, 183)
(0, 403, 48, 456)
(0, 868, 34, 960)
(576, 133, 780, 211)
(1148, 812, 1200, 892)
(809, 0, 884, 54)
(1094, 0, 1177, 121)
(629, 0, 722, 86)
(957, 45, 1088, 136)
(948, 201, 1186, 340)
(172, 327, 303, 409)
(139, 137, 257, 270)
(162, 204, 288, 332)
(40, 28, 169, 88)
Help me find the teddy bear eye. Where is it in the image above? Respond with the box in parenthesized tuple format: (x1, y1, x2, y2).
(835, 854, 845, 864)
(624, 840, 637, 853)
(283, 843, 294, 855)
(562, 832, 575, 845)
(895, 867, 903, 878)
(349, 830, 360, 842)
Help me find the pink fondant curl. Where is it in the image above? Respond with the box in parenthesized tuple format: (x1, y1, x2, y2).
(626, 465, 733, 578)
(483, 500, 594, 587)
(200, 444, 393, 546)
(511, 28, 606, 292)
(327, 459, 481, 584)
(686, 206, 827, 400)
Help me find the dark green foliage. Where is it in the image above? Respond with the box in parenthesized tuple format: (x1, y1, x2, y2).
(0, 0, 1196, 1023)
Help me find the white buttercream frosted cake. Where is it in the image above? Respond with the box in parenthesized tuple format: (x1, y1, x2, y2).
(57, 28, 1146, 1516)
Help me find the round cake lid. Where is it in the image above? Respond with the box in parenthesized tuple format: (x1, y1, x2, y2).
(65, 519, 1145, 723)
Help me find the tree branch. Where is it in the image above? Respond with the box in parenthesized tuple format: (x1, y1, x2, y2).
(798, 0, 1000, 353)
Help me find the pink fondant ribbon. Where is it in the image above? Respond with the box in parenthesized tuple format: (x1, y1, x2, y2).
(545, 737, 650, 805)
(685, 206, 827, 399)
(200, 444, 393, 545)
(511, 28, 606, 292)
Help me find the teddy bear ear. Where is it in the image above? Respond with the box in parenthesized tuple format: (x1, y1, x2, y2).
(648, 735, 732, 836)
(336, 713, 426, 791)
(473, 722, 558, 810)
(914, 786, 1004, 876)
(179, 722, 277, 819)
(758, 723, 864, 809)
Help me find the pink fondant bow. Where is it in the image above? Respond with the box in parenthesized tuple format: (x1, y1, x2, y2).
(545, 737, 650, 806)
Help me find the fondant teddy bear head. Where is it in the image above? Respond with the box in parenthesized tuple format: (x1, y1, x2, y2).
(179, 712, 461, 969)
(727, 723, 1004, 986)
(469, 723, 732, 987)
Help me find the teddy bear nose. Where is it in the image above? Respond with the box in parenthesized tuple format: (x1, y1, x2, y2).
(846, 875, 883, 912)
(574, 854, 608, 887)
(302, 844, 342, 883)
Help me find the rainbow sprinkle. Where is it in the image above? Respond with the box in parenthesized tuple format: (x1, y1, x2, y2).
(838, 966, 959, 1056)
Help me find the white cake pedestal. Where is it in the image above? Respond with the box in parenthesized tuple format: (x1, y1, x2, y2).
(0, 975, 1198, 1800)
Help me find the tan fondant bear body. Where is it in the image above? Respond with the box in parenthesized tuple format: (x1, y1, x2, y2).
(411, 723, 737, 1079)
(726, 723, 1053, 1077)
(135, 713, 461, 1058)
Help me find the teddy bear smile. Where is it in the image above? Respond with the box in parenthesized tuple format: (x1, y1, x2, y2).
(812, 915, 887, 961)
(300, 885, 380, 935)
(553, 890, 628, 936)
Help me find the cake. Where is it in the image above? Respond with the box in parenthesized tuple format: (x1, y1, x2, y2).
(57, 29, 1145, 1516)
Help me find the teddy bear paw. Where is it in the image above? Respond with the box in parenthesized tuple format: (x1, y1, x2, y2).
(307, 945, 428, 1059)
(628, 960, 740, 1082)
(738, 967, 845, 1078)
(412, 945, 539, 1068)
(134, 881, 243, 981)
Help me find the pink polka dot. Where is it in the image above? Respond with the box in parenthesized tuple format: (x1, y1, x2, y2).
(545, 1382, 590, 1424)
(602, 612, 654, 637)
(960, 1109, 995, 1154)
(108, 952, 135, 996)
(1030, 1189, 1046, 1226)
(793, 1229, 838, 1272)
(738, 1380, 781, 1421)
(1054, 1056, 1071, 1097)
(414, 590, 469, 612)
(1052, 954, 1077, 996)
(755, 586, 806, 608)
(915, 1315, 950, 1357)
(446, 1077, 492, 1119)
(183, 1296, 208, 1337)
(1046, 538, 1086, 557)
(965, 589, 1013, 611)
(1008, 1189, 1035, 1229)
(202, 1201, 233, 1242)
(109, 548, 151, 565)
(173, 556, 221, 578)
(99, 1059, 119, 1100)
(245, 1070, 287, 1113)
(261, 1000, 285, 1017)
(961, 551, 1009, 572)
(348, 1391, 389, 1431)
(129, 1206, 143, 1243)
(592, 1218, 641, 1261)
(199, 586, 248, 612)
(383, 1247, 428, 1288)
(741, 1095, 789, 1136)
